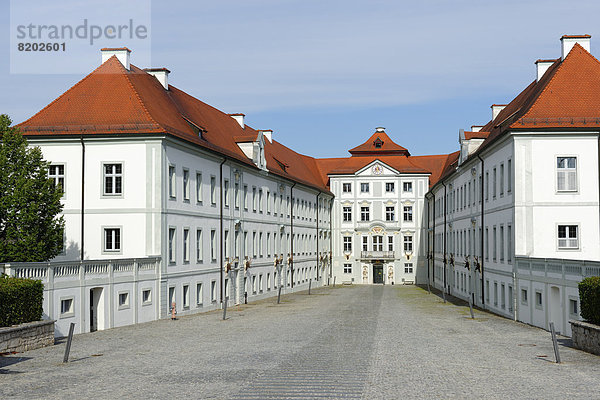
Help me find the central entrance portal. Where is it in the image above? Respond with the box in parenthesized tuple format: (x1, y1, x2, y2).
(373, 263, 383, 284)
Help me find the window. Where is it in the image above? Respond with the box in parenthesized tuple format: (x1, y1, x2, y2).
(104, 228, 121, 252)
(507, 225, 512, 263)
(104, 163, 123, 195)
(558, 225, 578, 249)
(385, 182, 394, 193)
(403, 206, 413, 222)
(342, 183, 352, 193)
(404, 263, 413, 273)
(259, 232, 263, 257)
(183, 169, 190, 200)
(494, 282, 498, 306)
(210, 230, 217, 261)
(403, 235, 413, 252)
(508, 285, 513, 312)
(60, 298, 74, 317)
(360, 206, 370, 221)
(252, 232, 257, 258)
(183, 228, 190, 263)
(521, 288, 528, 305)
(48, 164, 65, 191)
(485, 171, 489, 201)
(499, 163, 504, 196)
(507, 159, 512, 193)
(343, 206, 352, 222)
(557, 156, 577, 191)
(386, 206, 395, 222)
(196, 283, 203, 306)
(183, 285, 190, 308)
(343, 264, 352, 274)
(118, 292, 129, 309)
(210, 176, 216, 204)
(388, 236, 393, 251)
(492, 167, 497, 198)
(360, 183, 369, 193)
(362, 236, 368, 251)
(499, 225, 504, 262)
(259, 189, 263, 212)
(569, 298, 578, 315)
(403, 182, 412, 192)
(535, 291, 543, 309)
(235, 183, 240, 209)
(224, 230, 230, 259)
(485, 228, 489, 261)
(493, 226, 497, 261)
(372, 236, 383, 251)
(501, 283, 506, 309)
(168, 228, 176, 263)
(196, 229, 203, 263)
(343, 236, 352, 252)
(224, 179, 229, 207)
(253, 187, 257, 211)
(196, 173, 203, 203)
(142, 289, 151, 305)
(266, 190, 270, 213)
(486, 280, 490, 301)
(211, 281, 217, 302)
(168, 165, 176, 198)
(243, 185, 248, 209)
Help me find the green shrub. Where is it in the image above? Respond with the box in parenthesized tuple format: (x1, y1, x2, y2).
(0, 275, 44, 327)
(579, 276, 600, 325)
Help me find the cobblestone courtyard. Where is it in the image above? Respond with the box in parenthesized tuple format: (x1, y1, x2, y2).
(1, 285, 599, 399)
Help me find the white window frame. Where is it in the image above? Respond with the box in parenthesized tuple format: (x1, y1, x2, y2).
(60, 297, 74, 318)
(342, 183, 352, 193)
(557, 224, 579, 250)
(103, 226, 122, 254)
(183, 168, 190, 201)
(343, 263, 352, 274)
(360, 206, 370, 222)
(183, 228, 190, 263)
(343, 236, 352, 252)
(103, 162, 123, 196)
(385, 182, 395, 193)
(556, 156, 578, 192)
(403, 235, 413, 252)
(360, 182, 369, 193)
(403, 206, 413, 222)
(48, 164, 66, 196)
(403, 182, 413, 192)
(196, 172, 203, 203)
(196, 229, 203, 263)
(118, 291, 130, 310)
(142, 288, 152, 306)
(168, 227, 176, 263)
(386, 206, 395, 222)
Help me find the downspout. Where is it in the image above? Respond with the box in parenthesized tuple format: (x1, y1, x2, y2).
(316, 192, 321, 282)
(329, 199, 333, 281)
(432, 192, 436, 286)
(219, 158, 226, 305)
(442, 182, 447, 294)
(80, 134, 85, 260)
(477, 154, 485, 307)
(426, 194, 430, 287)
(290, 182, 296, 288)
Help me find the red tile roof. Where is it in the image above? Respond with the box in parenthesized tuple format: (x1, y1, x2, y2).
(464, 131, 490, 140)
(471, 43, 600, 158)
(348, 129, 410, 156)
(17, 56, 330, 194)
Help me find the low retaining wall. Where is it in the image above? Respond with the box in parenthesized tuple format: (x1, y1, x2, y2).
(570, 320, 600, 356)
(0, 320, 55, 353)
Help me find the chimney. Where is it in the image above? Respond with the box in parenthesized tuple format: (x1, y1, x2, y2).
(230, 113, 245, 129)
(491, 104, 507, 121)
(144, 68, 170, 90)
(260, 129, 273, 143)
(535, 59, 555, 82)
(375, 127, 385, 133)
(560, 34, 591, 60)
(101, 47, 131, 70)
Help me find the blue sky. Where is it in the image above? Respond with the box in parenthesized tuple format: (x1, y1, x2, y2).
(2, 0, 600, 158)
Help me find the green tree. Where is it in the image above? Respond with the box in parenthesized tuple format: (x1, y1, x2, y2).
(0, 114, 64, 262)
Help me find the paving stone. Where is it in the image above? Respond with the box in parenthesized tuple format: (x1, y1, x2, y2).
(0, 286, 599, 399)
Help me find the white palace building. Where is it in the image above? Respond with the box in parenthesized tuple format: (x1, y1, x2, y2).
(2, 35, 600, 337)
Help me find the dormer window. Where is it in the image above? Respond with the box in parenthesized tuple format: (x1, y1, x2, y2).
(373, 137, 384, 148)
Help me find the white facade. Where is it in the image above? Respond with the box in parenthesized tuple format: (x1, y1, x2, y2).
(330, 161, 428, 285)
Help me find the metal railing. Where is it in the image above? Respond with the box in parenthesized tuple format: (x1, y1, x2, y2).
(516, 257, 600, 280)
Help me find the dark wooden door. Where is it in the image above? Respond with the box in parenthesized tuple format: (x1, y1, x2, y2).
(373, 264, 383, 284)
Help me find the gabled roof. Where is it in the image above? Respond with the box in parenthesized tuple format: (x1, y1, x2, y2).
(475, 43, 600, 156)
(348, 129, 410, 156)
(17, 56, 330, 194)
